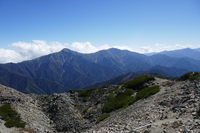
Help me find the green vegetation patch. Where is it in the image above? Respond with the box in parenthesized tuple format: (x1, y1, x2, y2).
(78, 88, 97, 97)
(69, 85, 118, 102)
(68, 89, 83, 93)
(102, 85, 160, 113)
(83, 107, 90, 114)
(96, 113, 110, 124)
(119, 76, 155, 90)
(136, 85, 160, 100)
(176, 72, 200, 81)
(102, 89, 136, 113)
(0, 103, 25, 128)
(77, 88, 98, 102)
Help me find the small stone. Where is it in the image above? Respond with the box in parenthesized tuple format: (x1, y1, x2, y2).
(163, 129, 167, 133)
(192, 112, 197, 116)
(172, 121, 180, 128)
(144, 129, 150, 133)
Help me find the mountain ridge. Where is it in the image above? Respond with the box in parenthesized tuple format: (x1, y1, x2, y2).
(0, 48, 199, 94)
(158, 48, 200, 60)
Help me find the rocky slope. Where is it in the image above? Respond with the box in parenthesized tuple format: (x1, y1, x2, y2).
(0, 76, 200, 133)
(87, 78, 200, 133)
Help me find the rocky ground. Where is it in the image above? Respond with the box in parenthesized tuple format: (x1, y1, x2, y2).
(0, 77, 200, 133)
(86, 78, 200, 133)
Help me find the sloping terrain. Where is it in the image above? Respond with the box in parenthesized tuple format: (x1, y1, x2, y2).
(0, 74, 200, 133)
(88, 78, 200, 133)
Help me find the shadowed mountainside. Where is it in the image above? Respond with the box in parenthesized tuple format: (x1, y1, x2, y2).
(0, 48, 199, 94)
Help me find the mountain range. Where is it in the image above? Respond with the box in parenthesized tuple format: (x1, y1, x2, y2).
(158, 48, 200, 60)
(0, 47, 200, 94)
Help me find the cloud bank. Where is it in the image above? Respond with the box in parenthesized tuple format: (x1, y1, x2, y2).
(139, 43, 196, 53)
(0, 40, 198, 63)
(11, 40, 67, 60)
(0, 40, 67, 63)
(70, 42, 135, 54)
(0, 49, 22, 63)
(0, 40, 135, 63)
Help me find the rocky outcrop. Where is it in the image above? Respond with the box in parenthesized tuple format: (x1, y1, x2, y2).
(0, 84, 110, 133)
(0, 77, 200, 133)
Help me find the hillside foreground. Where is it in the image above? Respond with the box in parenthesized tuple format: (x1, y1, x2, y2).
(0, 77, 199, 133)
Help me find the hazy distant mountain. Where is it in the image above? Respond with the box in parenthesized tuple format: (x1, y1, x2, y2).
(157, 48, 200, 60)
(142, 65, 188, 77)
(82, 72, 149, 90)
(87, 48, 200, 72)
(83, 48, 151, 73)
(194, 48, 200, 53)
(145, 52, 159, 56)
(149, 54, 200, 71)
(82, 65, 188, 90)
(0, 48, 199, 94)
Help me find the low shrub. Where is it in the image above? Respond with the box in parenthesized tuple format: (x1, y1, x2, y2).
(102, 79, 160, 114)
(136, 85, 160, 100)
(102, 89, 135, 113)
(176, 72, 200, 81)
(83, 107, 90, 114)
(119, 76, 155, 90)
(77, 88, 98, 102)
(78, 88, 97, 97)
(96, 113, 110, 124)
(0, 103, 25, 128)
(68, 90, 83, 93)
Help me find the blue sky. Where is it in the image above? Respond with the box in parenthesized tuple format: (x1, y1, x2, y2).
(0, 0, 200, 63)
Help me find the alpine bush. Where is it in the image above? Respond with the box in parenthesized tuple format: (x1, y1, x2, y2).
(0, 103, 25, 128)
(136, 85, 160, 100)
(102, 89, 135, 113)
(96, 113, 110, 124)
(119, 76, 155, 90)
(176, 72, 200, 81)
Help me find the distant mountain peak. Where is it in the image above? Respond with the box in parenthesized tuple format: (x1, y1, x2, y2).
(60, 48, 77, 53)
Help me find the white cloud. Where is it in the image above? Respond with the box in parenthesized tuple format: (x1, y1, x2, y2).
(0, 41, 114, 63)
(11, 40, 67, 59)
(155, 43, 165, 47)
(0, 40, 68, 63)
(0, 49, 22, 63)
(0, 40, 137, 63)
(71, 42, 99, 53)
(1, 40, 199, 63)
(70, 42, 135, 53)
(160, 44, 194, 52)
(140, 46, 153, 53)
(140, 43, 197, 53)
(174, 44, 193, 49)
(112, 45, 135, 52)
